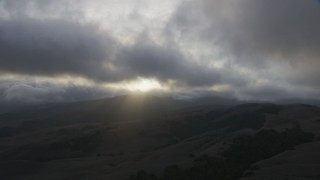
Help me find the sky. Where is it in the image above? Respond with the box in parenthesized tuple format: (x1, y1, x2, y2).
(0, 0, 319, 105)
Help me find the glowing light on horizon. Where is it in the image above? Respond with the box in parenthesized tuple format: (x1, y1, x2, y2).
(104, 78, 168, 93)
(125, 78, 166, 92)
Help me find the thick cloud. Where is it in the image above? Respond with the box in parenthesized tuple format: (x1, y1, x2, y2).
(206, 0, 320, 65)
(116, 39, 222, 87)
(0, 16, 224, 87)
(173, 0, 320, 58)
(0, 79, 112, 104)
(166, 0, 320, 98)
(0, 18, 120, 81)
(0, 0, 319, 104)
(0, 0, 226, 88)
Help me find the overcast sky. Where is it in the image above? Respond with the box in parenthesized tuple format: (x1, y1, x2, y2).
(0, 0, 319, 104)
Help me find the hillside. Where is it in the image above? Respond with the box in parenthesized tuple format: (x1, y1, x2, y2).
(0, 95, 319, 180)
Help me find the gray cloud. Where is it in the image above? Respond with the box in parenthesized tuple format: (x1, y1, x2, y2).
(0, 0, 84, 19)
(166, 0, 320, 98)
(0, 0, 319, 104)
(0, 16, 224, 87)
(0, 18, 119, 81)
(0, 79, 112, 104)
(171, 0, 320, 62)
(116, 38, 222, 87)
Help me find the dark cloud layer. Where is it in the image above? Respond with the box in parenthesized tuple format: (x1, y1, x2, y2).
(172, 0, 320, 62)
(167, 0, 320, 98)
(117, 40, 221, 86)
(0, 15, 223, 87)
(0, 18, 118, 81)
(206, 0, 320, 63)
(0, 79, 111, 104)
(0, 0, 319, 104)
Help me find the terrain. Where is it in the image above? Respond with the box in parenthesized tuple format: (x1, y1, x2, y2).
(0, 94, 319, 180)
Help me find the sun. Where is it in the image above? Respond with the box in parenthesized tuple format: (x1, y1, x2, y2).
(126, 78, 165, 92)
(104, 78, 168, 93)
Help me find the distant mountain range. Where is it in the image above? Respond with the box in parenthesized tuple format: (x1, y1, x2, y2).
(0, 94, 319, 180)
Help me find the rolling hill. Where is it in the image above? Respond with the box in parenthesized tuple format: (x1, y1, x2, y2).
(0, 95, 319, 180)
